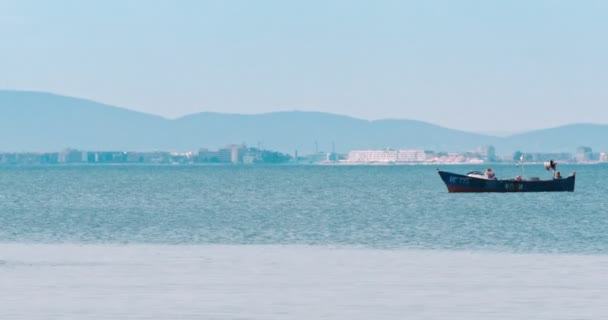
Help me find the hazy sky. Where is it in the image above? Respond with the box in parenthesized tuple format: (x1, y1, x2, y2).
(1, 0, 607, 132)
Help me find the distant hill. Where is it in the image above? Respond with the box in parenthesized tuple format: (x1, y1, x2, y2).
(173, 111, 497, 153)
(0, 91, 172, 151)
(1, 90, 607, 154)
(503, 124, 608, 153)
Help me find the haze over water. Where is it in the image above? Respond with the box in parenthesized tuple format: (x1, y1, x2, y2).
(2, 165, 608, 319)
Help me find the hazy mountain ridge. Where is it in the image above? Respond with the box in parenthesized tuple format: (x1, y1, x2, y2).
(1, 90, 607, 154)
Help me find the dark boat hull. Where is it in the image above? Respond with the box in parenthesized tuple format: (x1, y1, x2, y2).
(438, 170, 575, 193)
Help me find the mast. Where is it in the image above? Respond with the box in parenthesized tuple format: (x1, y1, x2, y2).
(518, 153, 525, 177)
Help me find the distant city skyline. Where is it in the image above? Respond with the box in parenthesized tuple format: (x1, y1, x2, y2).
(2, 0, 608, 132)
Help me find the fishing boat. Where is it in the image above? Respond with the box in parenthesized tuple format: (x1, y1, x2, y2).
(437, 160, 575, 193)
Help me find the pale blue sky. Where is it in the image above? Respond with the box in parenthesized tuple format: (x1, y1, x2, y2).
(1, 0, 607, 132)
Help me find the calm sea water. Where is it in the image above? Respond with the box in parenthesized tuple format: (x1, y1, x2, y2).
(1, 164, 607, 252)
(2, 165, 608, 319)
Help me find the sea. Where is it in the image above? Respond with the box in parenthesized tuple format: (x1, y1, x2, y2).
(1, 164, 607, 319)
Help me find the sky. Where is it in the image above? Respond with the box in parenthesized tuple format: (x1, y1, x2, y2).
(1, 0, 607, 133)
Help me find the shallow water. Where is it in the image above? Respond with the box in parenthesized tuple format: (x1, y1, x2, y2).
(2, 244, 607, 319)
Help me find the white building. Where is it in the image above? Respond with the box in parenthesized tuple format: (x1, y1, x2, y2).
(600, 152, 608, 162)
(396, 150, 427, 162)
(428, 152, 466, 163)
(58, 149, 86, 163)
(347, 150, 427, 163)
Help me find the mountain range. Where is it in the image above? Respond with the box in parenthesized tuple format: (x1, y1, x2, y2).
(1, 90, 607, 155)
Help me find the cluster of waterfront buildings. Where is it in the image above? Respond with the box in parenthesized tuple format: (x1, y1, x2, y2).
(0, 145, 290, 165)
(345, 149, 483, 164)
(342, 146, 607, 164)
(0, 145, 606, 165)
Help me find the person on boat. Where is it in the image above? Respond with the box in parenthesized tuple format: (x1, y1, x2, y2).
(515, 175, 522, 182)
(554, 171, 562, 179)
(485, 168, 496, 180)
